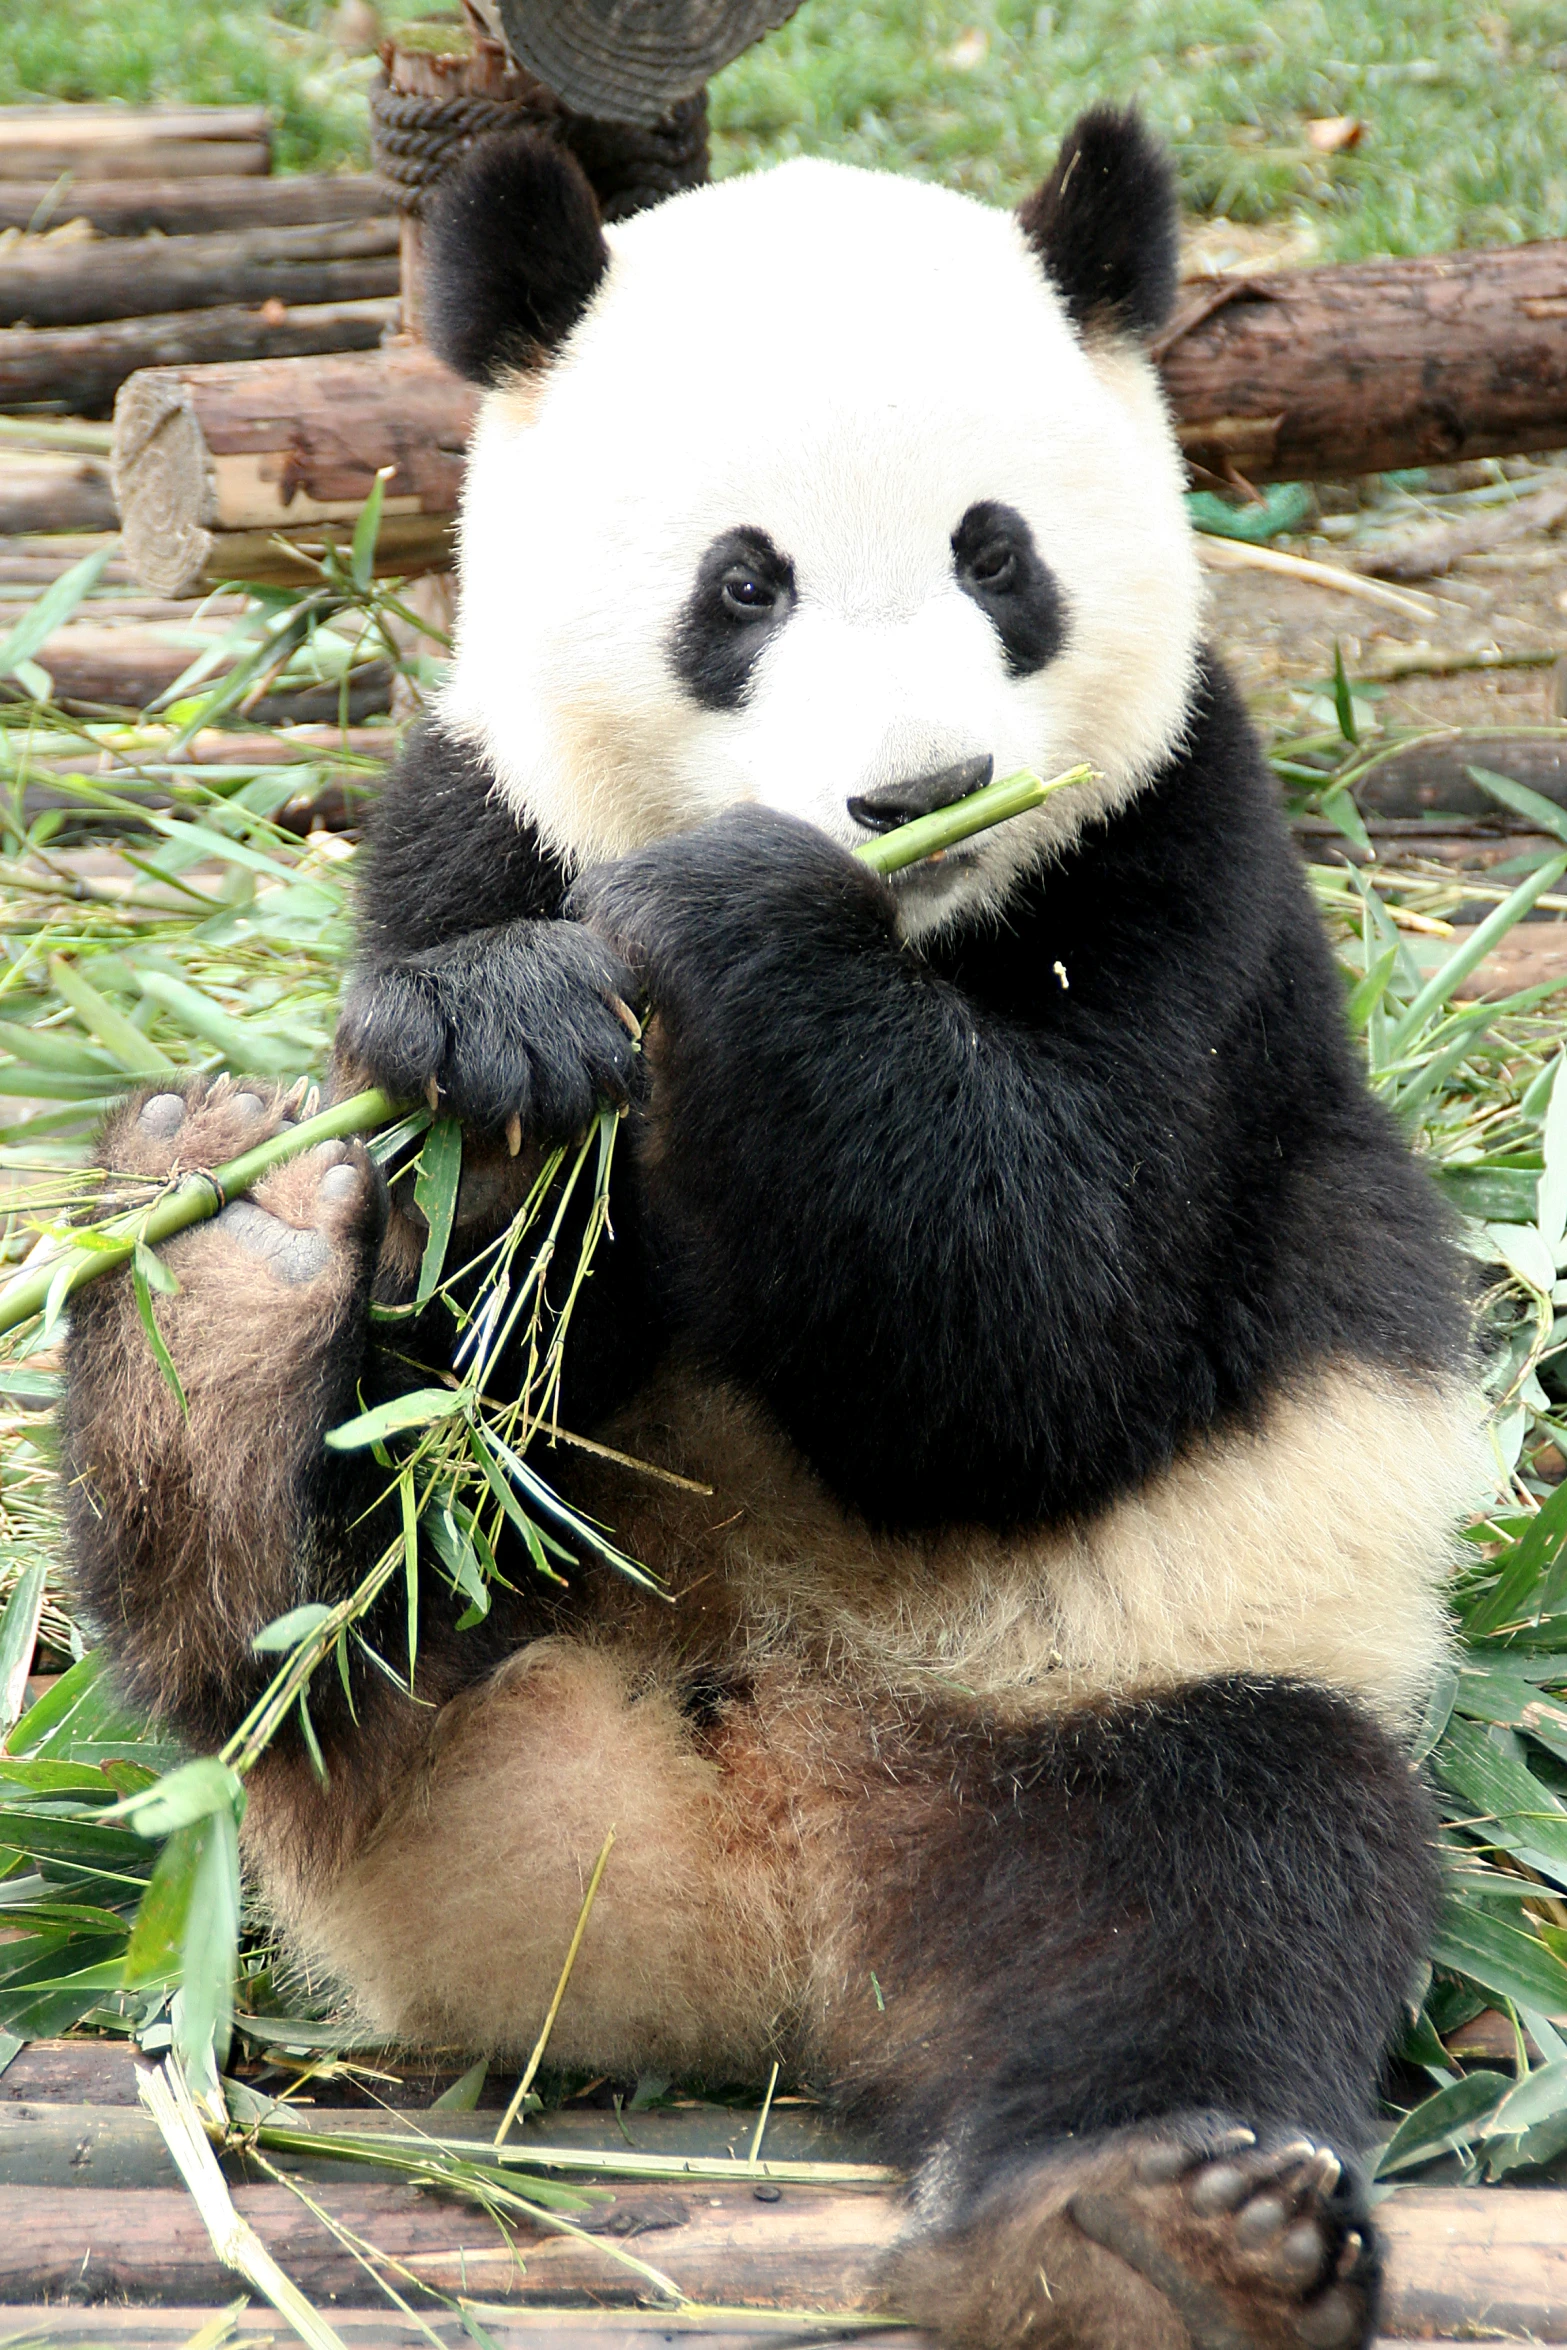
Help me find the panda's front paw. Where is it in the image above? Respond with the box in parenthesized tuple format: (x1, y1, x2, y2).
(335, 917, 643, 1139)
(567, 805, 894, 1004)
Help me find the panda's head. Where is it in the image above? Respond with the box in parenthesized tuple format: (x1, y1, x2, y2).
(433, 109, 1201, 940)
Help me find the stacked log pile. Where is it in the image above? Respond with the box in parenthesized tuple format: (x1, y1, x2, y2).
(0, 2038, 1565, 2345)
(0, 105, 400, 416)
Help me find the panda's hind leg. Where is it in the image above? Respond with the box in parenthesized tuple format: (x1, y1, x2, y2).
(64, 1076, 387, 1750)
(805, 1676, 1438, 2350)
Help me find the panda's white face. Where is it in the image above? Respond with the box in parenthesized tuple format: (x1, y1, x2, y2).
(444, 157, 1203, 940)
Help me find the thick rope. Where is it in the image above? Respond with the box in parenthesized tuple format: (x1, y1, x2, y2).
(370, 79, 709, 221)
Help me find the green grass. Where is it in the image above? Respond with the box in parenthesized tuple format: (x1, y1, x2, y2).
(6, 0, 1567, 255)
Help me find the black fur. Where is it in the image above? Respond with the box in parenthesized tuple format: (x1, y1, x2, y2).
(424, 129, 609, 387)
(951, 501, 1068, 676)
(828, 1676, 1440, 2180)
(567, 654, 1469, 1531)
(340, 722, 640, 1135)
(668, 526, 797, 712)
(1019, 104, 1180, 339)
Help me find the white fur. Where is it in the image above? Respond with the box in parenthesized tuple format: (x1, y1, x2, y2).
(443, 157, 1202, 940)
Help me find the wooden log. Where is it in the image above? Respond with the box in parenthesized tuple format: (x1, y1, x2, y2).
(0, 2315, 903, 2350)
(0, 2174, 1562, 2329)
(1160, 242, 1567, 485)
(0, 174, 393, 239)
(28, 625, 395, 721)
(113, 342, 474, 595)
(0, 141, 270, 183)
(1354, 733, 1567, 819)
(107, 236, 1567, 595)
(0, 219, 400, 331)
(0, 2180, 901, 2306)
(0, 2099, 863, 2190)
(0, 105, 270, 183)
(0, 297, 399, 419)
(0, 449, 117, 533)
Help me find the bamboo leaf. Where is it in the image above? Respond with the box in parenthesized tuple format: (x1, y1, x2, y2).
(0, 1567, 45, 1737)
(110, 1757, 243, 1838)
(324, 1388, 465, 1451)
(0, 544, 112, 675)
(351, 467, 391, 592)
(132, 1245, 187, 1417)
(1386, 854, 1567, 1053)
(413, 1116, 462, 1308)
(48, 956, 172, 1076)
(1432, 1902, 1567, 2012)
(1375, 2069, 1509, 2177)
(251, 1604, 335, 1655)
(1468, 765, 1567, 848)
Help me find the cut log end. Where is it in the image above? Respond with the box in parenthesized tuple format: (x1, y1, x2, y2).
(111, 373, 216, 602)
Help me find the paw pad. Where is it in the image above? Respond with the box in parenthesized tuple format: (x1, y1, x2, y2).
(138, 1092, 187, 1139)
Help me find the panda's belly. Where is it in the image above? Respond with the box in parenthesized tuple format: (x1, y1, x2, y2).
(583, 1361, 1484, 1733)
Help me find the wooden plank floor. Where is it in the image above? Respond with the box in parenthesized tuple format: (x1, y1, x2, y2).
(4, 2044, 1567, 2345)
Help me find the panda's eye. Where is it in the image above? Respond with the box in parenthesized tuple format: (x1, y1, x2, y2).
(968, 543, 1017, 591)
(951, 500, 1067, 678)
(670, 526, 797, 712)
(722, 570, 776, 616)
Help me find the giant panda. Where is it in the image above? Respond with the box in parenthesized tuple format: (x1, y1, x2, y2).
(64, 107, 1483, 2350)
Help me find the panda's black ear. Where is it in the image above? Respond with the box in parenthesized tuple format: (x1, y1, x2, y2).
(1017, 106, 1179, 340)
(424, 128, 609, 386)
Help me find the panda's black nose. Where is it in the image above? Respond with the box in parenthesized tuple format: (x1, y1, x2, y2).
(847, 754, 994, 835)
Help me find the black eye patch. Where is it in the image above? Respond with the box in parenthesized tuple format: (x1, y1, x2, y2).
(669, 526, 796, 712)
(952, 501, 1067, 676)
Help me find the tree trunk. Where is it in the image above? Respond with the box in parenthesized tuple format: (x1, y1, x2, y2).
(0, 298, 398, 420)
(0, 219, 399, 330)
(0, 174, 393, 239)
(0, 104, 270, 181)
(1161, 241, 1567, 485)
(112, 342, 474, 596)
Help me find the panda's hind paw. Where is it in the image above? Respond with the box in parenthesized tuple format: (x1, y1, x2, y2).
(1069, 2121, 1378, 2349)
(100, 1074, 307, 1181)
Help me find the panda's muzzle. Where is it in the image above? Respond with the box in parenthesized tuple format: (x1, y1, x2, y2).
(847, 752, 994, 837)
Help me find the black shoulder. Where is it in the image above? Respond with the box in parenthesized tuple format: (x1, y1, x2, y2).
(355, 720, 571, 965)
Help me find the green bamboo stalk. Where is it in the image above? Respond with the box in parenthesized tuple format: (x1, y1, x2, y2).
(852, 761, 1092, 874)
(0, 759, 1094, 1341)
